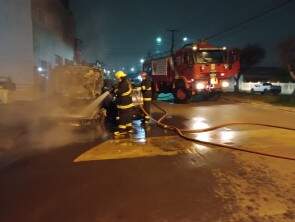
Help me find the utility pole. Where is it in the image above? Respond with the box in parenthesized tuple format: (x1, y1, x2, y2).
(167, 29, 178, 54)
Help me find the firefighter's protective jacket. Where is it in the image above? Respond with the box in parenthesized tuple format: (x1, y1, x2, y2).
(115, 77, 134, 109)
(141, 78, 152, 101)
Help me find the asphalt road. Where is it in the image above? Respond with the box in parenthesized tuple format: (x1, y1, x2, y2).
(0, 99, 295, 222)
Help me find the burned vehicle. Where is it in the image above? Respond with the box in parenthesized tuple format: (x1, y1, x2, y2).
(47, 64, 107, 128)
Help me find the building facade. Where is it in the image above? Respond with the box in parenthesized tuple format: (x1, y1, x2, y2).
(0, 0, 35, 86)
(0, 0, 75, 100)
(31, 0, 75, 72)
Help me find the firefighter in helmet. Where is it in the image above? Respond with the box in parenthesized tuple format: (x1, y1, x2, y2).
(140, 71, 152, 125)
(113, 71, 134, 136)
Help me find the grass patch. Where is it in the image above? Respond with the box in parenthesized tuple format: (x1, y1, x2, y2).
(273, 94, 295, 107)
(224, 92, 295, 107)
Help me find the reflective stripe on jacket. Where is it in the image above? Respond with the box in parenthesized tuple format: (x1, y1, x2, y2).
(141, 78, 152, 100)
(115, 77, 134, 109)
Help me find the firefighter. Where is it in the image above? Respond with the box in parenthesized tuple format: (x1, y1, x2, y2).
(140, 71, 152, 125)
(113, 71, 134, 136)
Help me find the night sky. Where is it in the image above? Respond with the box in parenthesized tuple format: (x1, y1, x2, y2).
(70, 0, 295, 70)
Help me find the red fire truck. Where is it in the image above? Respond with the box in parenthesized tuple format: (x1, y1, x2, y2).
(143, 41, 240, 102)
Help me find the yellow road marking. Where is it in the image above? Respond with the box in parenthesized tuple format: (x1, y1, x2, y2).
(74, 127, 295, 162)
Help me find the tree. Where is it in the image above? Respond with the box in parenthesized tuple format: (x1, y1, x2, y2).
(234, 44, 266, 91)
(277, 37, 295, 81)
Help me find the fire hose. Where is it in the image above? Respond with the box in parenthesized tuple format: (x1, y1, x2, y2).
(136, 96, 295, 161)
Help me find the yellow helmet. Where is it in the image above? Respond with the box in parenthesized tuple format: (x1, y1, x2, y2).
(115, 71, 126, 79)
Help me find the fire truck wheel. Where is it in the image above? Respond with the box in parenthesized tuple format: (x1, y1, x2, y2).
(174, 86, 191, 103)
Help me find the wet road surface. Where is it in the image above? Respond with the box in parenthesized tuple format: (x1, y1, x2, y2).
(0, 100, 295, 222)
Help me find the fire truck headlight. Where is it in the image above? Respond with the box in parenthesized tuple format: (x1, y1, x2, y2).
(196, 82, 205, 90)
(222, 81, 230, 88)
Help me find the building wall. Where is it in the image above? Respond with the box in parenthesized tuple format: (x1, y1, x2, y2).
(0, 0, 35, 85)
(31, 0, 75, 74)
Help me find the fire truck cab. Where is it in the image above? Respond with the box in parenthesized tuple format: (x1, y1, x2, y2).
(143, 41, 240, 102)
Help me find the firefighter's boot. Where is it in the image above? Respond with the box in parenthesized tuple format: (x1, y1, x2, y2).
(113, 131, 127, 138)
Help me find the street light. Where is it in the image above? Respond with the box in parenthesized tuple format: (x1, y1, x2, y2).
(140, 58, 145, 64)
(183, 37, 188, 42)
(130, 67, 135, 72)
(156, 37, 162, 44)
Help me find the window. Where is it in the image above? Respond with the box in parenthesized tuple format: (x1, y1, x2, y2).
(55, 55, 64, 66)
(40, 60, 48, 70)
(195, 50, 225, 64)
(65, 59, 73, 65)
(35, 8, 46, 25)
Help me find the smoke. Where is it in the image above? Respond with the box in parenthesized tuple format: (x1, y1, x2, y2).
(0, 93, 109, 168)
(27, 92, 110, 149)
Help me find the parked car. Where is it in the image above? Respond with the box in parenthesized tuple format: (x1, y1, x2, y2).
(0, 76, 16, 91)
(250, 82, 281, 95)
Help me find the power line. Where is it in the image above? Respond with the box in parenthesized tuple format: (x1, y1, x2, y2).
(146, 1, 294, 59)
(114, 1, 294, 67)
(205, 0, 294, 41)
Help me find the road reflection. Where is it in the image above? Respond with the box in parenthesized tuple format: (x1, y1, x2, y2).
(191, 117, 210, 130)
(131, 120, 147, 143)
